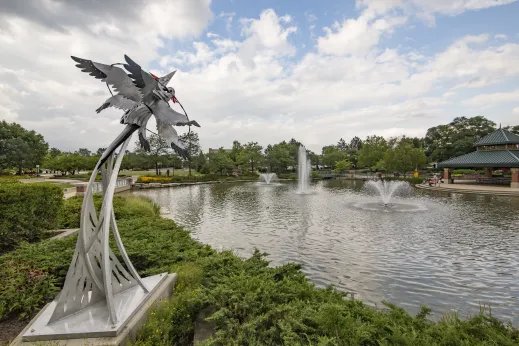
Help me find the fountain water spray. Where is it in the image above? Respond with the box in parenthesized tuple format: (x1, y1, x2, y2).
(259, 173, 278, 184)
(364, 180, 411, 205)
(297, 145, 311, 193)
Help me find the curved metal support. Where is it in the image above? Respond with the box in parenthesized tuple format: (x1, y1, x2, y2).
(100, 137, 130, 325)
(48, 126, 145, 326)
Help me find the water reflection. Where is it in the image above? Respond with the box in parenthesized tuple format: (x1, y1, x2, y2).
(134, 180, 519, 323)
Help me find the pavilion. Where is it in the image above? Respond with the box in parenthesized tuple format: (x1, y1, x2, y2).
(437, 127, 519, 189)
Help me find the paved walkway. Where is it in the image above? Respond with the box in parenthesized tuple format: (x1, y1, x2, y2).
(416, 182, 519, 196)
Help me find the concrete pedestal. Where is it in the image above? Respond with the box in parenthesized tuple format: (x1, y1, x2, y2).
(11, 273, 177, 346)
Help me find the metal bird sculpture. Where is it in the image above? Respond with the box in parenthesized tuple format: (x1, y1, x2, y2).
(70, 55, 200, 164)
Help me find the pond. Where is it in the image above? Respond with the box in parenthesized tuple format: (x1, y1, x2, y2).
(132, 180, 519, 323)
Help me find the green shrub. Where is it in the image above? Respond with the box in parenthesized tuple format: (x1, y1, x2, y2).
(277, 173, 297, 180)
(58, 195, 160, 229)
(0, 195, 189, 322)
(0, 183, 63, 254)
(453, 169, 483, 175)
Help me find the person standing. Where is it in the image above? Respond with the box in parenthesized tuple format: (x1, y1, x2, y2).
(167, 169, 170, 177)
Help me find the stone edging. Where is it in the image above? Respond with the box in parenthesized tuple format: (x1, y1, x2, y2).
(415, 184, 519, 197)
(132, 179, 296, 189)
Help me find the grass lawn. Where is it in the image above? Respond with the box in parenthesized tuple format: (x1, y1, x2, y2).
(39, 182, 75, 189)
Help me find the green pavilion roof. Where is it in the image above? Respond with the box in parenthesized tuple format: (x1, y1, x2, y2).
(437, 150, 519, 168)
(474, 128, 519, 146)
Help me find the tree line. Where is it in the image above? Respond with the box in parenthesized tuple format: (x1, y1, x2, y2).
(2, 116, 519, 176)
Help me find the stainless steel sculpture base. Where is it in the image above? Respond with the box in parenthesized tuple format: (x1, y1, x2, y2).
(22, 274, 167, 341)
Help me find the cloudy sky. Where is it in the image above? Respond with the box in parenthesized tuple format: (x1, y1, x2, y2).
(1, 0, 518, 153)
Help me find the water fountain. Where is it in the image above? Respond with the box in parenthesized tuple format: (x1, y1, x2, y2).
(364, 180, 411, 206)
(297, 145, 311, 193)
(259, 173, 278, 184)
(354, 179, 425, 212)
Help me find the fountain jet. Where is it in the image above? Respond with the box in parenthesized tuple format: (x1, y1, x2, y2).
(365, 180, 411, 205)
(297, 145, 311, 193)
(260, 173, 278, 184)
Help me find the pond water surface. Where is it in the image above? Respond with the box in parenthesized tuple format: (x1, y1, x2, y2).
(132, 180, 519, 323)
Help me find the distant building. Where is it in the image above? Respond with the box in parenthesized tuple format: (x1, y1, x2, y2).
(208, 148, 232, 154)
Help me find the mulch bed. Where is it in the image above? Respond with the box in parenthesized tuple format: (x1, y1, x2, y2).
(0, 318, 26, 345)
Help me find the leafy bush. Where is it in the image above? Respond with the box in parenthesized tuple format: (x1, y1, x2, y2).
(134, 249, 519, 346)
(277, 173, 297, 180)
(0, 183, 63, 254)
(0, 195, 171, 322)
(58, 195, 160, 229)
(453, 169, 483, 175)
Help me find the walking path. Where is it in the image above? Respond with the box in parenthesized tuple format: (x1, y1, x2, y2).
(416, 182, 519, 196)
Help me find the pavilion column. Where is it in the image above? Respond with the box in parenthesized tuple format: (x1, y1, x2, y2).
(443, 168, 453, 184)
(484, 167, 493, 177)
(511, 168, 519, 189)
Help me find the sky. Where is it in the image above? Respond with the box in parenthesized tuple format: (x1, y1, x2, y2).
(1, 0, 519, 154)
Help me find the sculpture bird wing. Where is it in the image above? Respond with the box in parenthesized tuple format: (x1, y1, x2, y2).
(123, 55, 161, 104)
(71, 56, 142, 102)
(153, 100, 190, 126)
(96, 95, 137, 113)
(156, 117, 188, 159)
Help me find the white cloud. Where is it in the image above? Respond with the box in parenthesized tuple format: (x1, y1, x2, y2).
(513, 107, 519, 113)
(495, 34, 508, 40)
(463, 89, 519, 106)
(1, 2, 519, 154)
(357, 0, 518, 19)
(237, 9, 297, 67)
(317, 15, 407, 56)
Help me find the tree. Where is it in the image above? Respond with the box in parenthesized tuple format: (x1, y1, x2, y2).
(96, 147, 107, 156)
(345, 148, 359, 168)
(337, 138, 348, 152)
(349, 136, 362, 150)
(47, 152, 83, 175)
(357, 135, 388, 170)
(179, 131, 201, 176)
(334, 159, 352, 174)
(77, 148, 91, 157)
(134, 134, 170, 175)
(322, 146, 347, 169)
(265, 143, 294, 172)
(49, 147, 61, 158)
(229, 140, 243, 168)
(307, 150, 320, 166)
(208, 148, 234, 175)
(0, 121, 48, 174)
(193, 152, 206, 173)
(424, 116, 496, 162)
(384, 142, 427, 175)
(504, 125, 519, 135)
(238, 142, 263, 172)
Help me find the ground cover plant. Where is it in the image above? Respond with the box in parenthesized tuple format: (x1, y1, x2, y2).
(1, 195, 518, 345)
(0, 181, 63, 254)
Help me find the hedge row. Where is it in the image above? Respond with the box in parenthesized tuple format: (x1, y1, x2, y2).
(0, 182, 63, 254)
